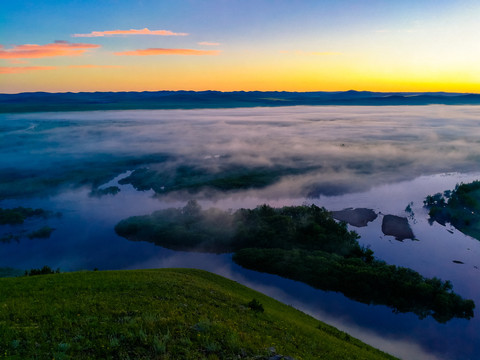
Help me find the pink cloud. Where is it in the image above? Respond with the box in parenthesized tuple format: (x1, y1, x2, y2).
(0, 66, 57, 74)
(0, 64, 124, 74)
(198, 41, 221, 46)
(73, 28, 188, 37)
(114, 48, 221, 56)
(0, 41, 100, 59)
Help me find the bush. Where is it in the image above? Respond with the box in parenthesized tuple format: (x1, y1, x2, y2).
(247, 298, 264, 314)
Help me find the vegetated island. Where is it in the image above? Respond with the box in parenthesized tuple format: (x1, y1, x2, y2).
(0, 153, 174, 199)
(424, 180, 480, 240)
(0, 206, 50, 225)
(1, 154, 302, 200)
(0, 268, 398, 360)
(115, 201, 474, 323)
(118, 164, 317, 195)
(2, 90, 480, 113)
(0, 207, 57, 242)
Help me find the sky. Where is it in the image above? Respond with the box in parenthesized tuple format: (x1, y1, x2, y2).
(1, 0, 479, 93)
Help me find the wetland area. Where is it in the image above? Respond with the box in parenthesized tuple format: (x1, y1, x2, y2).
(2, 105, 480, 359)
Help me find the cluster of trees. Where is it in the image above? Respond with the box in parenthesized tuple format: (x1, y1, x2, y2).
(115, 201, 474, 322)
(24, 265, 60, 276)
(115, 201, 362, 254)
(425, 180, 480, 240)
(115, 200, 235, 252)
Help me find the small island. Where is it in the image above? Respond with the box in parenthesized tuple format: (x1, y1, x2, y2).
(115, 201, 474, 323)
(424, 180, 480, 240)
(0, 207, 57, 242)
(89, 186, 121, 198)
(0, 207, 49, 225)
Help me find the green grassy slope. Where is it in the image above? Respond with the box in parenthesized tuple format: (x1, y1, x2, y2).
(0, 269, 397, 360)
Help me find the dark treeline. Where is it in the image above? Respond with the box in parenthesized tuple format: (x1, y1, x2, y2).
(3, 90, 480, 113)
(24, 265, 60, 276)
(115, 201, 475, 323)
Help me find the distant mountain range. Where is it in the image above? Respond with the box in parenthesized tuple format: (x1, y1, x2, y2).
(1, 90, 480, 113)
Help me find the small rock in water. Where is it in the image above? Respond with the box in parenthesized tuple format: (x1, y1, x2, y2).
(381, 215, 415, 241)
(331, 208, 377, 227)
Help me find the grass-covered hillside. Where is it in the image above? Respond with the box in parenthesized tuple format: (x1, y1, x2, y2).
(0, 268, 397, 360)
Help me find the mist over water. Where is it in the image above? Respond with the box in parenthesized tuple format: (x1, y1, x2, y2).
(2, 105, 480, 360)
(2, 105, 480, 198)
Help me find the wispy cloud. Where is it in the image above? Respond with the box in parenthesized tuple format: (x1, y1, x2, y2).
(198, 41, 221, 46)
(114, 48, 221, 56)
(72, 28, 188, 37)
(0, 41, 100, 59)
(0, 66, 57, 74)
(1, 64, 124, 74)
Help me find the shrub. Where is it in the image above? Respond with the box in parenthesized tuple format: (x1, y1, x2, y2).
(247, 298, 264, 314)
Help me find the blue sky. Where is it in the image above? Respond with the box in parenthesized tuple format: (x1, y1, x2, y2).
(1, 0, 479, 93)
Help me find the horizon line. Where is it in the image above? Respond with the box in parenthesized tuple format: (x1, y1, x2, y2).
(1, 89, 479, 96)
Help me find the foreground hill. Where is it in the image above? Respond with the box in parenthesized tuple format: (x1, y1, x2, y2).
(1, 90, 480, 113)
(0, 268, 397, 360)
